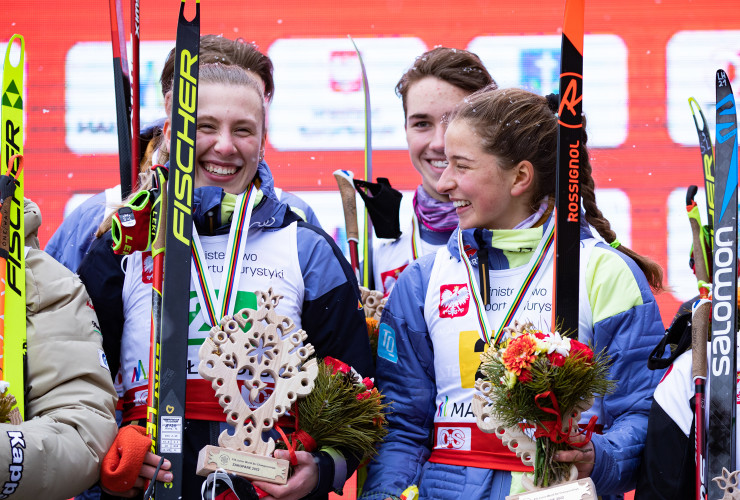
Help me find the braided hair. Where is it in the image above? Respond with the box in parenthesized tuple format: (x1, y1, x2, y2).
(449, 87, 664, 292)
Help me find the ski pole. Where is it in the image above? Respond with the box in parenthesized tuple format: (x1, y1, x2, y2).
(687, 185, 711, 500)
(692, 298, 710, 500)
(334, 169, 360, 280)
(686, 185, 711, 298)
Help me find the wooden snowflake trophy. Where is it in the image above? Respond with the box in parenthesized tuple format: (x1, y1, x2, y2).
(473, 381, 596, 500)
(196, 289, 319, 484)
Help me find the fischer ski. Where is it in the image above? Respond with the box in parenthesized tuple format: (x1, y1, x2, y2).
(109, 0, 133, 199)
(349, 36, 374, 290)
(707, 68, 738, 499)
(689, 97, 715, 243)
(149, 1, 199, 497)
(0, 35, 26, 420)
(553, 0, 584, 335)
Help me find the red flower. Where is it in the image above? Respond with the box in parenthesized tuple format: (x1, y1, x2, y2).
(547, 352, 566, 367)
(569, 341, 594, 363)
(501, 335, 538, 375)
(362, 377, 374, 390)
(324, 357, 351, 375)
(518, 370, 532, 384)
(356, 391, 372, 401)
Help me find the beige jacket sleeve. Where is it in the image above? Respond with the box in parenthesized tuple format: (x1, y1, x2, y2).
(0, 248, 118, 499)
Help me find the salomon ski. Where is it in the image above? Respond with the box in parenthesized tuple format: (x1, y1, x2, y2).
(150, 2, 200, 498)
(0, 35, 26, 420)
(553, 0, 584, 335)
(707, 68, 738, 499)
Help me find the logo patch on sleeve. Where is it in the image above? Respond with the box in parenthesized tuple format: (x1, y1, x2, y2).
(98, 349, 110, 371)
(377, 323, 397, 363)
(439, 284, 470, 318)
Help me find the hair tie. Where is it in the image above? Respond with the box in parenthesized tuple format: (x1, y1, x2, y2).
(545, 93, 559, 113)
(609, 239, 620, 249)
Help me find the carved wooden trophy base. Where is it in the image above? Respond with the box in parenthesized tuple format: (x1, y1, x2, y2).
(196, 290, 319, 487)
(506, 477, 596, 500)
(196, 445, 289, 484)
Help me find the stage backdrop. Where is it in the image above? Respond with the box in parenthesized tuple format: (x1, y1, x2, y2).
(2, 0, 739, 325)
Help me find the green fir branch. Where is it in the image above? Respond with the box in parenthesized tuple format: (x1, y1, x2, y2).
(290, 362, 389, 461)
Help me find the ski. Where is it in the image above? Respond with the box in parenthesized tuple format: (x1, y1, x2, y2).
(131, 0, 141, 172)
(707, 68, 738, 499)
(0, 35, 26, 420)
(689, 97, 715, 243)
(150, 1, 199, 497)
(349, 36, 374, 290)
(552, 0, 584, 335)
(108, 0, 133, 199)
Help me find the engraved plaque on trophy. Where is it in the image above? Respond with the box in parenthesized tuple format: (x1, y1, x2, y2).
(196, 289, 318, 484)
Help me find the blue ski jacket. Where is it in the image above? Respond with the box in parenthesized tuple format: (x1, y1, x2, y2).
(79, 162, 371, 499)
(360, 220, 665, 500)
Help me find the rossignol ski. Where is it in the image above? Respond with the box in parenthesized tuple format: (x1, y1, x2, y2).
(150, 2, 200, 498)
(553, 0, 584, 335)
(0, 35, 26, 420)
(109, 0, 133, 199)
(707, 68, 738, 499)
(349, 36, 374, 290)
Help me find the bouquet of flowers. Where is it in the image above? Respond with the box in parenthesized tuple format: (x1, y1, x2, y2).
(279, 356, 388, 463)
(476, 321, 615, 488)
(0, 381, 21, 425)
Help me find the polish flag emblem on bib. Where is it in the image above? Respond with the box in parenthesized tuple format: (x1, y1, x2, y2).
(141, 251, 153, 284)
(439, 284, 470, 318)
(380, 264, 408, 296)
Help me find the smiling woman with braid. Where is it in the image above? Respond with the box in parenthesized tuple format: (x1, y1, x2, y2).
(360, 87, 665, 500)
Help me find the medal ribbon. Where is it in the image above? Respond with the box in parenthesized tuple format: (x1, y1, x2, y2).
(410, 214, 422, 260)
(457, 219, 555, 346)
(191, 184, 257, 326)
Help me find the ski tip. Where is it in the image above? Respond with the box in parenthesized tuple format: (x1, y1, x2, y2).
(3, 35, 24, 69)
(688, 96, 699, 114)
(562, 0, 585, 56)
(716, 69, 731, 89)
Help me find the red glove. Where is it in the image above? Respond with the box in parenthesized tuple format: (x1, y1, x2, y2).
(101, 425, 152, 492)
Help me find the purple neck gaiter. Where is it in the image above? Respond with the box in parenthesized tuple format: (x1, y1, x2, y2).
(413, 185, 459, 233)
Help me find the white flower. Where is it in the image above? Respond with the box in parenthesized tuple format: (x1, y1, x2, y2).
(0, 381, 9, 394)
(544, 331, 571, 357)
